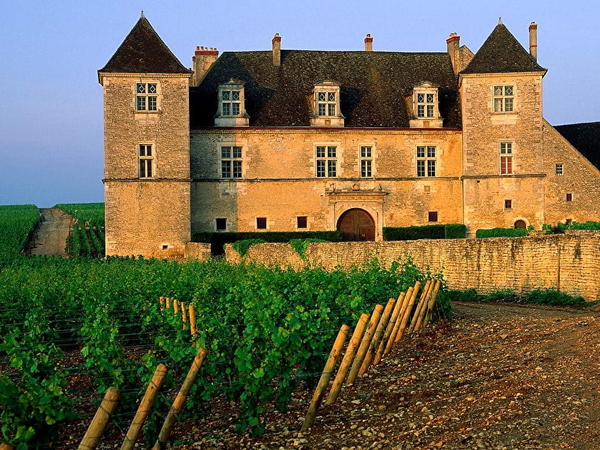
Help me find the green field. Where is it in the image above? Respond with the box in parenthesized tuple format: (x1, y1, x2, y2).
(0, 204, 443, 447)
(56, 203, 105, 257)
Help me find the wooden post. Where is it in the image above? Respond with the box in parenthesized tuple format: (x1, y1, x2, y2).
(325, 314, 369, 405)
(301, 324, 349, 431)
(346, 304, 383, 385)
(159, 297, 165, 311)
(189, 305, 196, 336)
(165, 298, 171, 309)
(121, 364, 168, 450)
(409, 280, 434, 334)
(0, 444, 15, 450)
(152, 348, 208, 450)
(422, 279, 442, 328)
(374, 291, 406, 365)
(173, 299, 179, 315)
(385, 284, 417, 353)
(181, 302, 187, 330)
(394, 281, 422, 345)
(79, 387, 121, 450)
(358, 298, 395, 376)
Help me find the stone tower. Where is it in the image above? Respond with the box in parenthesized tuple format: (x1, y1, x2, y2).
(459, 22, 547, 232)
(98, 15, 192, 257)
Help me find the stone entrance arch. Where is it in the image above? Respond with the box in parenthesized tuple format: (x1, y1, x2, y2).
(337, 208, 375, 241)
(514, 219, 527, 229)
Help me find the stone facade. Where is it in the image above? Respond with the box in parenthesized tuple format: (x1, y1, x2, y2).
(100, 17, 600, 256)
(224, 233, 600, 302)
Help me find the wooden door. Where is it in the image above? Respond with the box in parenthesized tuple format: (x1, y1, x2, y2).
(337, 209, 375, 241)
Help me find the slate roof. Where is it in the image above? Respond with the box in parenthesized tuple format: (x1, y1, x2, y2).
(555, 122, 600, 170)
(99, 16, 191, 74)
(461, 24, 546, 74)
(191, 50, 461, 128)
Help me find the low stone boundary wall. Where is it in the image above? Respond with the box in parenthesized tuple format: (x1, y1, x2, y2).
(184, 242, 212, 261)
(225, 233, 600, 302)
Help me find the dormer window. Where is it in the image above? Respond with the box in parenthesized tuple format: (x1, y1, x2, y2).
(311, 81, 344, 127)
(410, 82, 443, 128)
(215, 79, 249, 127)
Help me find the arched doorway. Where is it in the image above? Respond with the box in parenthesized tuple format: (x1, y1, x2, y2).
(337, 208, 375, 241)
(514, 219, 527, 229)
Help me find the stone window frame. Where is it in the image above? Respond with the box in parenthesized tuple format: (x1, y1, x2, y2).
(138, 143, 154, 179)
(555, 163, 564, 176)
(359, 145, 375, 178)
(215, 218, 227, 231)
(504, 199, 513, 209)
(256, 217, 268, 230)
(499, 141, 514, 175)
(135, 81, 159, 112)
(410, 82, 443, 128)
(311, 81, 345, 127)
(220, 145, 243, 179)
(416, 145, 437, 177)
(215, 79, 249, 127)
(566, 193, 573, 202)
(296, 216, 308, 230)
(492, 84, 515, 113)
(315, 145, 338, 178)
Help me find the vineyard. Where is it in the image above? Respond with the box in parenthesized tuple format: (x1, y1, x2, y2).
(0, 206, 449, 448)
(56, 203, 105, 257)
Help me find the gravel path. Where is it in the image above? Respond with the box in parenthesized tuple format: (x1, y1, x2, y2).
(29, 207, 72, 256)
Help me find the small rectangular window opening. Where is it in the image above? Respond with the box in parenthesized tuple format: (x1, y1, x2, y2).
(428, 211, 438, 222)
(504, 199, 512, 209)
(256, 217, 267, 229)
(566, 193, 573, 202)
(555, 164, 564, 176)
(216, 218, 227, 231)
(297, 216, 308, 229)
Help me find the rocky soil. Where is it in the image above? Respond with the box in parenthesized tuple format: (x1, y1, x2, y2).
(171, 302, 599, 450)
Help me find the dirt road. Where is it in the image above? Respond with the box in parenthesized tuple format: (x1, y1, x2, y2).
(173, 301, 599, 450)
(29, 207, 72, 256)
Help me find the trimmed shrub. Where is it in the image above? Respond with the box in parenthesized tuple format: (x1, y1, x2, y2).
(444, 224, 467, 239)
(192, 231, 342, 255)
(383, 225, 445, 241)
(476, 228, 528, 238)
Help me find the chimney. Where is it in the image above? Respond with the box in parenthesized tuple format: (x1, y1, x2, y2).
(446, 32, 460, 74)
(272, 33, 281, 66)
(364, 34, 373, 51)
(192, 46, 218, 86)
(529, 22, 538, 61)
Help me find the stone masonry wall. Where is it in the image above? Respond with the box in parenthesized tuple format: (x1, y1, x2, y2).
(224, 233, 600, 301)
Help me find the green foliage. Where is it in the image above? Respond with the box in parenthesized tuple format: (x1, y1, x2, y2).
(0, 256, 440, 438)
(445, 287, 587, 306)
(0, 204, 40, 265)
(192, 231, 343, 255)
(288, 239, 327, 259)
(475, 228, 528, 238)
(383, 224, 466, 241)
(231, 239, 267, 256)
(57, 203, 105, 257)
(444, 224, 467, 239)
(543, 221, 600, 234)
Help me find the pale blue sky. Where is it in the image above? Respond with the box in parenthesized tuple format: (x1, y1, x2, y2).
(0, 0, 598, 207)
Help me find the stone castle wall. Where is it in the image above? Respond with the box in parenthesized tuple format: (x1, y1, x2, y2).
(224, 233, 600, 301)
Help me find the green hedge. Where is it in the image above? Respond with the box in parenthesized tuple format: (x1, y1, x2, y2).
(192, 231, 343, 255)
(543, 220, 600, 233)
(383, 224, 466, 241)
(476, 228, 528, 238)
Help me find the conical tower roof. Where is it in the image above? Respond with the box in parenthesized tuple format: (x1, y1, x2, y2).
(99, 15, 191, 74)
(461, 23, 546, 74)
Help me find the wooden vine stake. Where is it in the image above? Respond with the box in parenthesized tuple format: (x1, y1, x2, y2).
(181, 301, 187, 329)
(121, 364, 168, 450)
(165, 297, 171, 310)
(301, 324, 349, 431)
(423, 279, 442, 328)
(346, 304, 383, 385)
(394, 282, 421, 344)
(407, 280, 433, 334)
(358, 298, 396, 376)
(78, 387, 121, 450)
(325, 313, 369, 405)
(189, 304, 197, 336)
(385, 284, 416, 353)
(374, 291, 406, 365)
(0, 444, 15, 450)
(173, 299, 179, 315)
(159, 297, 165, 311)
(410, 280, 435, 334)
(152, 348, 208, 450)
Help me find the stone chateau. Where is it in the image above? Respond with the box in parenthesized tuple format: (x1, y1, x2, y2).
(99, 15, 600, 257)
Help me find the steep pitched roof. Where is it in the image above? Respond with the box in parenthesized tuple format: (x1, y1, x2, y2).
(555, 122, 600, 169)
(461, 23, 546, 74)
(99, 16, 191, 74)
(191, 50, 460, 128)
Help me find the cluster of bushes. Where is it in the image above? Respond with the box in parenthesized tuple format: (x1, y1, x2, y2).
(444, 287, 590, 306)
(192, 231, 342, 255)
(383, 224, 466, 241)
(542, 220, 600, 234)
(475, 228, 528, 238)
